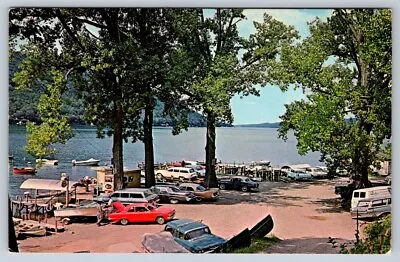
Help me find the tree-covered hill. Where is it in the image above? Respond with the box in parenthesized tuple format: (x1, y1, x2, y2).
(9, 52, 230, 127)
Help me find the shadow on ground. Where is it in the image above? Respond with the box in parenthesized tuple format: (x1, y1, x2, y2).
(262, 237, 354, 254)
(311, 198, 349, 214)
(204, 180, 321, 206)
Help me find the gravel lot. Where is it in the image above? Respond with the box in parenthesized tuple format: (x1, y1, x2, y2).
(17, 178, 363, 254)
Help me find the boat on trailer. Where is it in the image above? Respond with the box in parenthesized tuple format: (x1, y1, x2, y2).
(72, 158, 100, 166)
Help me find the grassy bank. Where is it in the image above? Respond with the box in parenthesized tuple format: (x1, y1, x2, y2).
(233, 235, 281, 253)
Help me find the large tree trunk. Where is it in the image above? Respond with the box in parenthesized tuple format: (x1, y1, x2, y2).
(144, 104, 156, 188)
(113, 100, 124, 190)
(205, 111, 218, 188)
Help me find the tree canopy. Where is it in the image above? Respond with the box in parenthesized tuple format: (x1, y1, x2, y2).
(272, 9, 391, 186)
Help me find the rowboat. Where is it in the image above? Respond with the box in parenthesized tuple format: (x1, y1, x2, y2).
(36, 159, 59, 166)
(72, 158, 100, 166)
(13, 167, 36, 175)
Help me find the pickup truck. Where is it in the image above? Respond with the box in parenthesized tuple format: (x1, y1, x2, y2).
(217, 176, 259, 192)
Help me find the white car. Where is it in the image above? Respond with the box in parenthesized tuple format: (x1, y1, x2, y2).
(155, 167, 198, 182)
(306, 167, 328, 178)
(287, 169, 313, 181)
(185, 165, 205, 177)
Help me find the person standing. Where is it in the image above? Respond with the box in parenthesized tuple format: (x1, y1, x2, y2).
(96, 202, 104, 226)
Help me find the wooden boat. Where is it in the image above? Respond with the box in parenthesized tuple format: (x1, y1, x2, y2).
(53, 201, 98, 219)
(36, 159, 59, 166)
(13, 167, 36, 175)
(72, 158, 100, 166)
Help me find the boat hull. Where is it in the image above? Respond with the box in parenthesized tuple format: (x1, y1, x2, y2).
(13, 167, 36, 175)
(72, 159, 100, 166)
(54, 206, 98, 218)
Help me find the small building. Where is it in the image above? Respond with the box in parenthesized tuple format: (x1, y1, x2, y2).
(94, 167, 141, 194)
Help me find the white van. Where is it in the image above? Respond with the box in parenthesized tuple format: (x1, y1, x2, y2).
(351, 186, 391, 209)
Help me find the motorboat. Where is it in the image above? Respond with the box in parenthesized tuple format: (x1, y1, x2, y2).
(13, 167, 36, 175)
(36, 159, 59, 166)
(72, 158, 100, 166)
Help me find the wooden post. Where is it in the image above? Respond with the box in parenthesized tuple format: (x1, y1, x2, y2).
(66, 182, 69, 207)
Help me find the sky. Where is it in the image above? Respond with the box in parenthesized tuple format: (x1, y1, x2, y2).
(231, 9, 333, 125)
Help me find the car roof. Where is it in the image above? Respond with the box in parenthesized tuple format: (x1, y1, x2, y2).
(167, 219, 207, 232)
(179, 183, 201, 187)
(114, 188, 151, 193)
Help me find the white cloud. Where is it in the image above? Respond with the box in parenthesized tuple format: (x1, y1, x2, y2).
(239, 9, 333, 38)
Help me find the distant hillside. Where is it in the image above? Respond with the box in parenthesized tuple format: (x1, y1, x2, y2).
(9, 52, 232, 127)
(234, 122, 281, 128)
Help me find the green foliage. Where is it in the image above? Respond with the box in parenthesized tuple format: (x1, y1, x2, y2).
(274, 9, 392, 181)
(342, 214, 391, 254)
(24, 70, 74, 159)
(232, 236, 281, 253)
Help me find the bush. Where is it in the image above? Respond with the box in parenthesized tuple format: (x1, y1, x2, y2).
(342, 214, 391, 254)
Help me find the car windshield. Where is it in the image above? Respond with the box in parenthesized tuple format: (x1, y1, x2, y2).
(143, 189, 153, 198)
(185, 227, 211, 240)
(196, 185, 206, 191)
(168, 186, 180, 192)
(147, 204, 156, 210)
(188, 168, 195, 173)
(243, 178, 251, 182)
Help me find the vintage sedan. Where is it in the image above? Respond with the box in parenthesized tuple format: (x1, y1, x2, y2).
(163, 218, 227, 253)
(218, 176, 259, 192)
(109, 201, 175, 225)
(178, 183, 219, 201)
(150, 185, 197, 204)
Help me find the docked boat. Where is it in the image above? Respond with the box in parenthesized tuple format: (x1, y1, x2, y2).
(72, 158, 100, 166)
(13, 167, 36, 175)
(36, 159, 59, 166)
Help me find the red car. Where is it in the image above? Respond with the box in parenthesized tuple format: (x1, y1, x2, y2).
(109, 202, 176, 225)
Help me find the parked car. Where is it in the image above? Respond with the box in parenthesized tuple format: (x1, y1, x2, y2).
(350, 197, 391, 219)
(150, 185, 197, 204)
(287, 169, 313, 181)
(178, 183, 219, 201)
(93, 188, 159, 204)
(185, 165, 206, 177)
(155, 167, 198, 182)
(305, 167, 328, 178)
(109, 201, 175, 225)
(163, 218, 227, 253)
(217, 176, 259, 192)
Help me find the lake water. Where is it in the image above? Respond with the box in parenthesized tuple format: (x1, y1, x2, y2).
(8, 125, 322, 197)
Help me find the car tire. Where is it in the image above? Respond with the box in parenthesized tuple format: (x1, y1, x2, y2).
(195, 197, 202, 202)
(156, 173, 164, 182)
(241, 186, 248, 192)
(170, 199, 179, 204)
(156, 216, 165, 225)
(219, 184, 226, 190)
(61, 218, 70, 225)
(120, 218, 129, 225)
